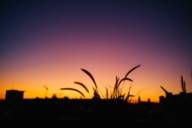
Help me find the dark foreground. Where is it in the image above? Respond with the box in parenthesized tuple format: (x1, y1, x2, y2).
(0, 99, 191, 126)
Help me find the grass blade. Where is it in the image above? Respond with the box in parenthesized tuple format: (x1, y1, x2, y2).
(81, 68, 98, 89)
(125, 85, 132, 101)
(60, 88, 85, 97)
(124, 65, 141, 78)
(118, 77, 133, 87)
(74, 81, 89, 93)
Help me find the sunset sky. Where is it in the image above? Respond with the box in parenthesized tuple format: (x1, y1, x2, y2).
(0, 0, 192, 102)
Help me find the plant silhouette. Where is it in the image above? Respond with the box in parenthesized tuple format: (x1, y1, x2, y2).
(61, 65, 141, 102)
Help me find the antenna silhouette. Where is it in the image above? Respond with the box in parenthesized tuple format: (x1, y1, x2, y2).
(43, 85, 48, 98)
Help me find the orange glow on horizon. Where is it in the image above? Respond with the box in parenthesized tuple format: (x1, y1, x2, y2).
(1, 63, 191, 102)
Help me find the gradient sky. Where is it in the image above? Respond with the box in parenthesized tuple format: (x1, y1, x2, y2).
(0, 0, 192, 102)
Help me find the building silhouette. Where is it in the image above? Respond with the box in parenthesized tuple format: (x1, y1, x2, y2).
(5, 90, 24, 102)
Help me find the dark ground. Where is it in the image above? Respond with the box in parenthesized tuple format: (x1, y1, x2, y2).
(0, 98, 191, 127)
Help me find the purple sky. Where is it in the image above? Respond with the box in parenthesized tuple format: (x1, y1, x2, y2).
(0, 0, 192, 101)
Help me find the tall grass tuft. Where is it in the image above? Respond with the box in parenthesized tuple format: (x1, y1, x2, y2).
(110, 65, 141, 102)
(64, 65, 141, 103)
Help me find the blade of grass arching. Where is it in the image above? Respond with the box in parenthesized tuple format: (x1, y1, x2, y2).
(114, 77, 133, 100)
(74, 81, 89, 93)
(118, 77, 133, 89)
(60, 88, 85, 97)
(81, 68, 98, 89)
(124, 65, 141, 78)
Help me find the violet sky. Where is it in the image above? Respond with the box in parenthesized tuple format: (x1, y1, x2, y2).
(0, 0, 191, 101)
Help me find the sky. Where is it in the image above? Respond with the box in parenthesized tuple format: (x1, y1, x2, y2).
(0, 0, 192, 102)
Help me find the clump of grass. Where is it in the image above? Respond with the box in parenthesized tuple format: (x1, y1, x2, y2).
(60, 65, 141, 102)
(110, 65, 141, 102)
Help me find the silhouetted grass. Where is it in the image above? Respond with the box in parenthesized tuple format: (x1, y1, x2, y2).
(110, 65, 140, 102)
(60, 88, 85, 97)
(81, 68, 98, 89)
(124, 65, 141, 78)
(59, 65, 141, 102)
(74, 82, 89, 93)
(105, 88, 109, 100)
